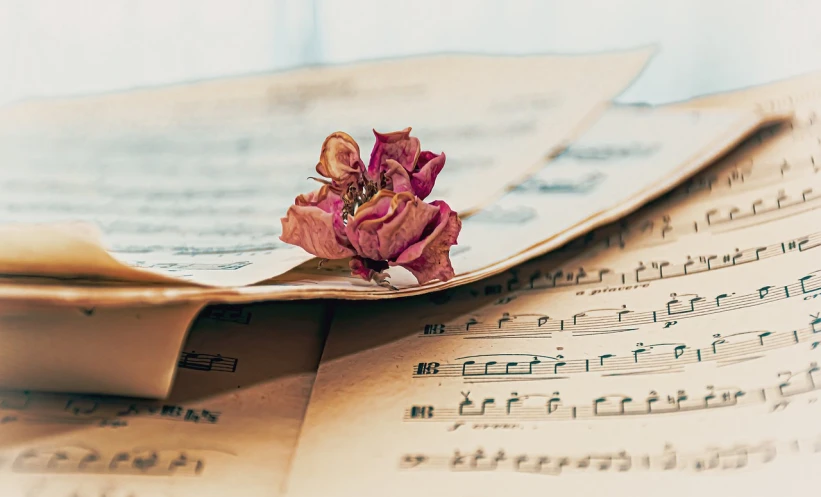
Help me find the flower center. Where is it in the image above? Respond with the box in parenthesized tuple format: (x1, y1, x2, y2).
(341, 172, 389, 224)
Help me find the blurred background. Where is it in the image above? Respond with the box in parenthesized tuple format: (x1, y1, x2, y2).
(3, 0, 821, 108)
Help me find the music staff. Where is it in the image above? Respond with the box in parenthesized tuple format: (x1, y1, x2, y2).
(421, 270, 821, 338)
(548, 182, 821, 257)
(201, 305, 252, 324)
(398, 437, 815, 475)
(178, 351, 238, 373)
(413, 318, 821, 380)
(8, 446, 206, 476)
(0, 392, 221, 426)
(677, 152, 819, 199)
(436, 229, 821, 308)
(403, 362, 820, 423)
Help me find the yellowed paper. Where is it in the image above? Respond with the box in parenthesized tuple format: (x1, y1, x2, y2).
(0, 301, 327, 497)
(282, 72, 821, 496)
(0, 301, 203, 398)
(0, 49, 652, 287)
(0, 103, 781, 306)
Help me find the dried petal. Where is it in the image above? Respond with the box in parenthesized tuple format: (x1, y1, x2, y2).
(346, 190, 439, 262)
(383, 159, 412, 194)
(393, 200, 461, 284)
(368, 128, 421, 177)
(280, 186, 355, 260)
(410, 151, 446, 200)
(316, 132, 364, 186)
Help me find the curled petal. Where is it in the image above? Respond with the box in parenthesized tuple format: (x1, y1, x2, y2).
(346, 190, 439, 262)
(393, 200, 461, 284)
(383, 159, 413, 194)
(280, 186, 355, 260)
(411, 151, 446, 200)
(368, 127, 420, 177)
(344, 189, 393, 254)
(316, 132, 364, 185)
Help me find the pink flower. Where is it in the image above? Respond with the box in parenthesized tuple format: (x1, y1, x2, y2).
(368, 128, 446, 200)
(345, 191, 461, 284)
(279, 129, 460, 286)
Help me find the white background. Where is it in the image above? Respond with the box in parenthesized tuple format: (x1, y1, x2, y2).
(2, 0, 821, 107)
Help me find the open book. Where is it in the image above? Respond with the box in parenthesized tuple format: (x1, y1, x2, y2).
(0, 62, 816, 496)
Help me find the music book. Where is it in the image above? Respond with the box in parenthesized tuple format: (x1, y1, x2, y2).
(0, 56, 814, 497)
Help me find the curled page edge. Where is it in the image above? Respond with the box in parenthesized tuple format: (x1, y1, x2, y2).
(0, 222, 206, 286)
(0, 299, 206, 398)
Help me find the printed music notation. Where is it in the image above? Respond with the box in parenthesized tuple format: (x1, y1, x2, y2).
(412, 316, 821, 380)
(613, 184, 820, 245)
(403, 362, 820, 423)
(0, 391, 221, 427)
(201, 305, 253, 324)
(128, 261, 252, 271)
(467, 205, 538, 225)
(437, 228, 821, 304)
(5, 445, 207, 476)
(554, 142, 661, 162)
(421, 270, 821, 339)
(548, 181, 821, 258)
(556, 230, 817, 291)
(398, 437, 821, 475)
(677, 152, 820, 199)
(178, 351, 239, 373)
(511, 171, 606, 195)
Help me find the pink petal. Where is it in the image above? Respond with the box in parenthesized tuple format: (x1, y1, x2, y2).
(280, 187, 355, 260)
(392, 200, 461, 284)
(367, 127, 421, 177)
(315, 132, 364, 186)
(346, 191, 439, 261)
(294, 186, 349, 243)
(383, 159, 413, 194)
(344, 190, 394, 254)
(349, 256, 389, 281)
(411, 151, 446, 200)
(369, 194, 439, 260)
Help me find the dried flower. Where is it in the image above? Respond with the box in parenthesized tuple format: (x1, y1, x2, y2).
(279, 128, 461, 286)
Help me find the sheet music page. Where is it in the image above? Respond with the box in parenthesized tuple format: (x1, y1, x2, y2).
(283, 71, 821, 496)
(260, 105, 778, 296)
(0, 301, 328, 497)
(0, 104, 778, 307)
(0, 49, 651, 287)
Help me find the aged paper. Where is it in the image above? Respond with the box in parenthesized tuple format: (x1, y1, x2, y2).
(0, 300, 204, 398)
(283, 72, 821, 496)
(263, 105, 782, 295)
(0, 104, 781, 307)
(0, 49, 652, 287)
(0, 301, 327, 497)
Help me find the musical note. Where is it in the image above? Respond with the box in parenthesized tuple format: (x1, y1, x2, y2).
(178, 351, 239, 373)
(397, 437, 819, 475)
(412, 322, 821, 380)
(404, 365, 816, 423)
(9, 445, 207, 476)
(422, 271, 820, 338)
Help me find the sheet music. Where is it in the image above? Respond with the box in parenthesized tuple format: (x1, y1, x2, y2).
(0, 49, 652, 287)
(0, 104, 778, 308)
(283, 71, 821, 496)
(0, 301, 327, 497)
(262, 104, 777, 295)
